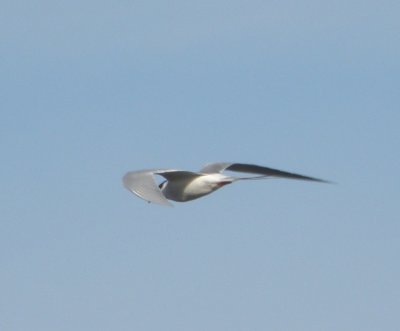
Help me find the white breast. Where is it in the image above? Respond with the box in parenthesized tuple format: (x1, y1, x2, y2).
(162, 174, 233, 202)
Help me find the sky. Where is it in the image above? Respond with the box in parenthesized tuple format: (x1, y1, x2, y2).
(1, 0, 400, 330)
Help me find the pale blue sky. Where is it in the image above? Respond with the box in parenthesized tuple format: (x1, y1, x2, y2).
(1, 1, 400, 330)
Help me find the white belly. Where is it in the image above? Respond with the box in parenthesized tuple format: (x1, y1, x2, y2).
(162, 174, 233, 202)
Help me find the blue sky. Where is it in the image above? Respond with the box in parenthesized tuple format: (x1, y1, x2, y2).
(1, 0, 400, 330)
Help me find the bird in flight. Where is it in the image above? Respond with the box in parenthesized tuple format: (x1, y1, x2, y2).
(122, 162, 329, 206)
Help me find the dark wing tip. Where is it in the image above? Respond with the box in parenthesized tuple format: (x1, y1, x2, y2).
(226, 163, 332, 183)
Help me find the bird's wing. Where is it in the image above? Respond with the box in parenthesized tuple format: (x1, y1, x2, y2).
(158, 170, 202, 182)
(200, 162, 233, 174)
(200, 162, 329, 183)
(122, 169, 204, 206)
(122, 169, 175, 206)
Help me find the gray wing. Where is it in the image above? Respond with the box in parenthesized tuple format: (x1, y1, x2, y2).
(200, 162, 233, 174)
(122, 169, 174, 206)
(200, 162, 329, 183)
(158, 170, 202, 182)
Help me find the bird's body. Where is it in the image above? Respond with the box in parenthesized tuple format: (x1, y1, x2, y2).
(160, 173, 235, 202)
(122, 162, 329, 206)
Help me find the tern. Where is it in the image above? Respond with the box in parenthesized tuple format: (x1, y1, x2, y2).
(122, 162, 329, 206)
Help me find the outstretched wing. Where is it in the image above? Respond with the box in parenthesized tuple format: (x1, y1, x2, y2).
(122, 169, 174, 206)
(200, 162, 329, 183)
(122, 169, 204, 206)
(200, 162, 233, 174)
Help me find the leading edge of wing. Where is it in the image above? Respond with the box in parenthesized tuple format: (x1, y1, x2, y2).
(201, 162, 330, 183)
(227, 163, 330, 182)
